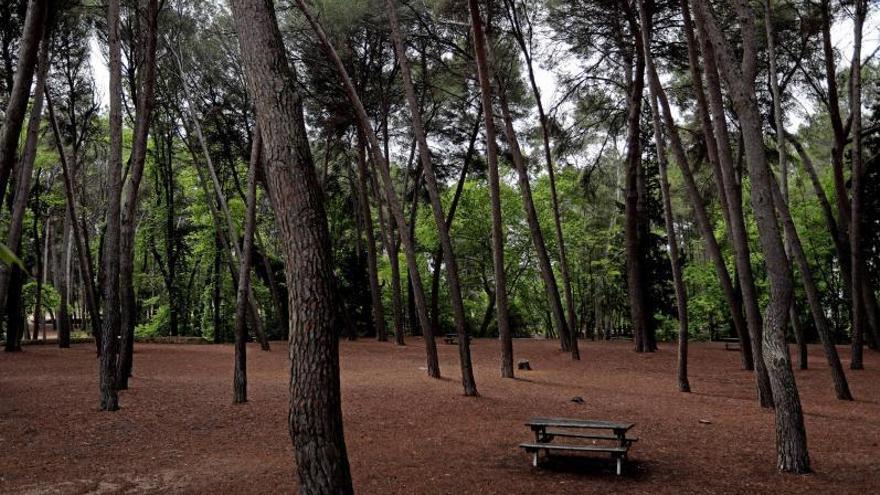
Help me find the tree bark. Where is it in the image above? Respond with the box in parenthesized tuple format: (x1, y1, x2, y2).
(233, 125, 262, 404)
(505, 0, 579, 348)
(694, 0, 810, 472)
(45, 92, 101, 349)
(849, 0, 867, 370)
(768, 173, 852, 400)
(174, 49, 270, 352)
(386, 0, 479, 391)
(229, 0, 354, 491)
(0, 0, 48, 209)
(100, 0, 123, 411)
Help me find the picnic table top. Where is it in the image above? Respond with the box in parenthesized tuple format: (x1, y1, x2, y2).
(526, 417, 634, 431)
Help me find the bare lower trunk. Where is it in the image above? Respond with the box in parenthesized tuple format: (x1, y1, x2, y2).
(849, 0, 867, 370)
(233, 126, 262, 404)
(117, 0, 160, 390)
(100, 0, 123, 412)
(230, 0, 354, 491)
(0, 30, 48, 316)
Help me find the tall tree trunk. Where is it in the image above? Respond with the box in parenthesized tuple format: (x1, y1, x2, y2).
(467, 0, 515, 371)
(233, 125, 262, 404)
(0, 29, 48, 316)
(849, 0, 867, 370)
(100, 0, 123, 411)
(694, 0, 809, 472)
(637, 0, 689, 392)
(295, 0, 440, 378)
(0, 0, 48, 209)
(681, 0, 757, 372)
(386, 0, 479, 391)
(505, 0, 579, 348)
(117, 0, 160, 390)
(354, 132, 387, 342)
(229, 1, 354, 491)
(622, 24, 651, 354)
(45, 92, 101, 349)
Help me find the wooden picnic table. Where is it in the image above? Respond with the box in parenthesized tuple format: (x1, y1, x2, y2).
(520, 417, 637, 475)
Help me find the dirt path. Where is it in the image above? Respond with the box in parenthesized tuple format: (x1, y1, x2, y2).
(1, 339, 877, 494)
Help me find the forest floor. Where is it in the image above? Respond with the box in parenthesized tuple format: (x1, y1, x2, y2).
(1, 338, 878, 494)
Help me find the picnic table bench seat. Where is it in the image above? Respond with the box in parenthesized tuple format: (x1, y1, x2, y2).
(521, 417, 636, 475)
(443, 333, 471, 345)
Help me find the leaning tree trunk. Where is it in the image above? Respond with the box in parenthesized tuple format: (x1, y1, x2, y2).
(44, 91, 101, 348)
(0, 30, 49, 318)
(682, 0, 760, 372)
(117, 0, 160, 390)
(768, 173, 852, 400)
(637, 0, 689, 392)
(294, 0, 440, 378)
(467, 0, 515, 372)
(505, 0, 580, 349)
(100, 0, 124, 411)
(0, 0, 49, 209)
(495, 78, 580, 361)
(229, 0, 354, 492)
(174, 49, 270, 352)
(233, 125, 262, 404)
(386, 0, 479, 392)
(764, 0, 807, 370)
(695, 0, 810, 473)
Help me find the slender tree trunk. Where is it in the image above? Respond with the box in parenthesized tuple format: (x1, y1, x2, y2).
(0, 0, 49, 209)
(849, 0, 867, 370)
(45, 91, 101, 350)
(0, 30, 48, 314)
(637, 0, 689, 392)
(230, 1, 354, 490)
(430, 112, 480, 330)
(505, 0, 579, 349)
(354, 132, 387, 342)
(233, 125, 262, 404)
(763, 0, 807, 370)
(117, 0, 160, 390)
(767, 173, 852, 400)
(295, 0, 440, 378)
(386, 0, 479, 391)
(695, 0, 809, 472)
(681, 0, 757, 372)
(175, 51, 269, 352)
(213, 233, 223, 343)
(99, 0, 124, 411)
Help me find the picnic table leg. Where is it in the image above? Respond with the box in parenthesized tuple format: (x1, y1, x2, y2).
(532, 451, 538, 467)
(616, 457, 622, 476)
